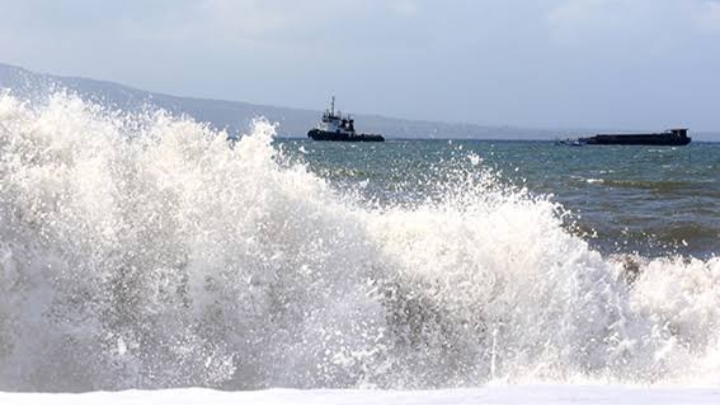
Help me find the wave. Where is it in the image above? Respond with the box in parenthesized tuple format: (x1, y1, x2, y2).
(0, 92, 719, 391)
(597, 178, 719, 197)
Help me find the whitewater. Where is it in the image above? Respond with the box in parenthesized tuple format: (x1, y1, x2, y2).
(0, 92, 719, 403)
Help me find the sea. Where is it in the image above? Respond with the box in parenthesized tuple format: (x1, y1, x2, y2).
(0, 92, 719, 403)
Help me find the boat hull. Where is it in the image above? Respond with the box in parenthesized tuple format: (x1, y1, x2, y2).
(308, 129, 384, 142)
(579, 129, 691, 146)
(580, 134, 691, 146)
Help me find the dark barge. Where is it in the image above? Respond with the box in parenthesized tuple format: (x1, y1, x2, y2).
(307, 97, 384, 142)
(578, 128, 691, 146)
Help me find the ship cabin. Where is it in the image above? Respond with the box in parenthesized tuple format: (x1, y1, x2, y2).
(319, 97, 356, 135)
(668, 128, 689, 139)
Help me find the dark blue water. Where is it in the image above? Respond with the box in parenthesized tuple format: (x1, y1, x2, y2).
(282, 139, 720, 259)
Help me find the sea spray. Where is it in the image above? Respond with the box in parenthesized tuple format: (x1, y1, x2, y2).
(0, 92, 719, 391)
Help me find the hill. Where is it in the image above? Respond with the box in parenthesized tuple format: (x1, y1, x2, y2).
(0, 63, 558, 140)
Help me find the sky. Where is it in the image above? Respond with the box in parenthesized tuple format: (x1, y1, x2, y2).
(1, 0, 719, 132)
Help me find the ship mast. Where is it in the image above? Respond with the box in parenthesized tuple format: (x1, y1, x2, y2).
(330, 96, 335, 116)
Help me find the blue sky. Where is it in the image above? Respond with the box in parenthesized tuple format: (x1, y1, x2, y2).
(1, 0, 719, 131)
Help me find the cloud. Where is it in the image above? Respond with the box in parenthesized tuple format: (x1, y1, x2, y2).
(544, 0, 720, 54)
(389, 0, 419, 18)
(170, 0, 421, 48)
(694, 1, 720, 33)
(196, 0, 305, 39)
(546, 0, 645, 45)
(547, 0, 617, 23)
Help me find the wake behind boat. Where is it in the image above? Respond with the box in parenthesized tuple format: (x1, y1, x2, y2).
(307, 97, 384, 142)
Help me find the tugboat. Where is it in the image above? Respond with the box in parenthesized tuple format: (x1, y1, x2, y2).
(307, 97, 384, 142)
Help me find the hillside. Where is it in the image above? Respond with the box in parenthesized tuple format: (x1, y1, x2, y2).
(0, 63, 560, 140)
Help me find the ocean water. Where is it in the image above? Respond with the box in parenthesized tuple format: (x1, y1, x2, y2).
(0, 92, 719, 396)
(284, 138, 719, 260)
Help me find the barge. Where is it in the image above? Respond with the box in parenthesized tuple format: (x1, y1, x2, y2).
(578, 128, 691, 146)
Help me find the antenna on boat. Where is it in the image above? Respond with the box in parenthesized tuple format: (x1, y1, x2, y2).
(330, 96, 335, 116)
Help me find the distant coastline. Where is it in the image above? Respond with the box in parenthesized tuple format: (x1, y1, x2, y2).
(1, 63, 718, 142)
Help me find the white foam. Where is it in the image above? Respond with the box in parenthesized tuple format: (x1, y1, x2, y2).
(0, 92, 718, 391)
(1, 386, 720, 405)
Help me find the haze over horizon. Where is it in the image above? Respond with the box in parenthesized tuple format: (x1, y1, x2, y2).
(1, 0, 719, 133)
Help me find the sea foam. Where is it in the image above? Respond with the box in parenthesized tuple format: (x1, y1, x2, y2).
(0, 92, 718, 391)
